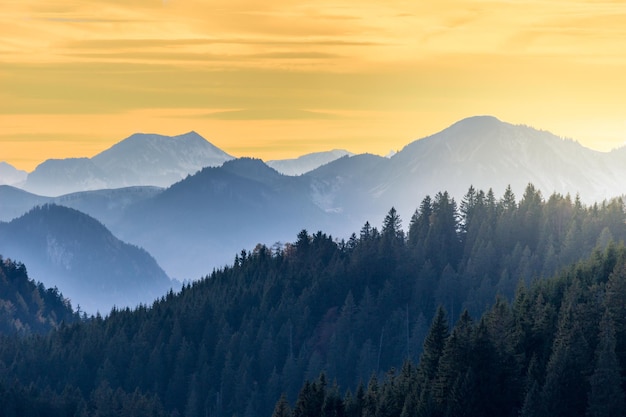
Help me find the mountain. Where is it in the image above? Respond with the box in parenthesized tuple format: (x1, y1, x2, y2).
(266, 149, 353, 176)
(306, 153, 389, 220)
(1, 187, 625, 416)
(0, 185, 50, 222)
(21, 131, 233, 196)
(4, 116, 626, 278)
(0, 162, 27, 186)
(0, 204, 175, 314)
(0, 185, 160, 226)
(52, 186, 163, 226)
(308, 116, 626, 220)
(21, 158, 110, 197)
(91, 131, 233, 187)
(0, 256, 78, 334)
(114, 158, 337, 279)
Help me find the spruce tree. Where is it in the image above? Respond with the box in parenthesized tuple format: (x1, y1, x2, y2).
(586, 311, 625, 417)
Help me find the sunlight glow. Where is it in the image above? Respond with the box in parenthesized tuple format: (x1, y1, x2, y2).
(2, 0, 626, 170)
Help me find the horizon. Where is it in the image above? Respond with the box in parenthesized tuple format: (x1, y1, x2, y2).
(3, 1, 626, 171)
(2, 114, 626, 173)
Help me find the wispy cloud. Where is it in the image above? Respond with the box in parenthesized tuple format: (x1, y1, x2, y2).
(2, 0, 626, 170)
(196, 108, 341, 120)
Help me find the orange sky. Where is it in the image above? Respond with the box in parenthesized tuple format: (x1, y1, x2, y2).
(2, 0, 626, 171)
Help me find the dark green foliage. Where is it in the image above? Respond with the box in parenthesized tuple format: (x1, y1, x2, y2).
(586, 311, 625, 417)
(286, 244, 626, 417)
(0, 256, 78, 334)
(0, 185, 625, 416)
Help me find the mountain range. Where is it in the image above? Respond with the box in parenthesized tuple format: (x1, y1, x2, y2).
(2, 115, 626, 285)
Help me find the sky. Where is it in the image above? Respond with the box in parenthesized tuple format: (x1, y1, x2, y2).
(2, 0, 626, 171)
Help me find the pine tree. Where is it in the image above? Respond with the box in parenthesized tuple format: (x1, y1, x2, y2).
(382, 207, 404, 242)
(272, 394, 292, 417)
(432, 310, 473, 412)
(416, 306, 449, 386)
(586, 311, 625, 417)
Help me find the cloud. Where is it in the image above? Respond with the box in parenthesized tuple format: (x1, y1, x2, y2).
(37, 17, 137, 23)
(195, 108, 341, 120)
(69, 38, 381, 48)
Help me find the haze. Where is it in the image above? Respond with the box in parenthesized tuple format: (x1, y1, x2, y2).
(2, 0, 626, 171)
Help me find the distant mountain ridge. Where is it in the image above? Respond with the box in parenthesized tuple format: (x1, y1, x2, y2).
(0, 162, 27, 186)
(266, 149, 354, 176)
(2, 116, 626, 279)
(114, 158, 335, 279)
(0, 204, 175, 314)
(372, 116, 626, 216)
(21, 131, 234, 196)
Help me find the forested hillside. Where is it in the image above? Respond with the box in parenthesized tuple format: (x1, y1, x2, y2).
(283, 243, 626, 417)
(0, 256, 78, 334)
(0, 184, 624, 416)
(0, 204, 174, 313)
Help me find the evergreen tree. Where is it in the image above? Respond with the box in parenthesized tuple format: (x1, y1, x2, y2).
(416, 306, 449, 386)
(586, 311, 625, 417)
(272, 394, 292, 417)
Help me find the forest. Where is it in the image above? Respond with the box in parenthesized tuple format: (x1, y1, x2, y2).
(0, 256, 78, 334)
(1, 183, 625, 417)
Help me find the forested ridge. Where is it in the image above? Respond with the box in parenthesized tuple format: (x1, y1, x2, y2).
(0, 256, 78, 335)
(0, 184, 625, 417)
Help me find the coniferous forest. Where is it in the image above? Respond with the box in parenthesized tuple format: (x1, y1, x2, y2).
(1, 184, 626, 416)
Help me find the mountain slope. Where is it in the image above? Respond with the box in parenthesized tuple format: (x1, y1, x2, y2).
(22, 158, 110, 197)
(52, 186, 163, 227)
(0, 185, 51, 222)
(306, 116, 626, 220)
(0, 205, 174, 314)
(306, 153, 389, 220)
(0, 256, 78, 334)
(266, 149, 353, 176)
(4, 116, 626, 280)
(21, 131, 233, 196)
(91, 131, 233, 187)
(0, 162, 27, 186)
(0, 188, 625, 416)
(114, 158, 336, 279)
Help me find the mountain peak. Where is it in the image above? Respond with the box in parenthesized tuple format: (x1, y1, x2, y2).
(446, 115, 505, 133)
(222, 157, 281, 181)
(0, 162, 28, 186)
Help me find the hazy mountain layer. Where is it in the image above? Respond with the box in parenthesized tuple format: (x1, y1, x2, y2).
(113, 158, 338, 279)
(0, 162, 27, 186)
(21, 131, 233, 196)
(0, 185, 50, 222)
(3, 116, 626, 278)
(1, 188, 625, 416)
(266, 149, 353, 176)
(0, 205, 175, 314)
(91, 131, 233, 187)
